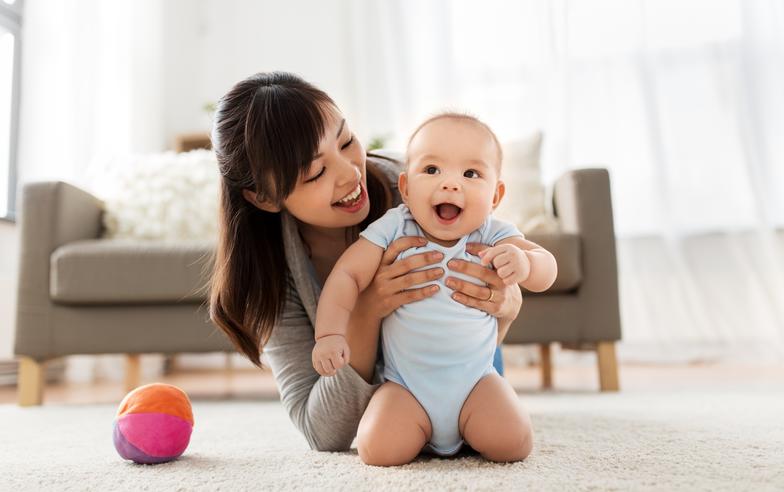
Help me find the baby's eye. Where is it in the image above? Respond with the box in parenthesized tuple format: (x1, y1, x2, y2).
(424, 165, 440, 175)
(464, 169, 480, 178)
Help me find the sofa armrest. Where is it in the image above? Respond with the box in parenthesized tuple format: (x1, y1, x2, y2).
(552, 168, 622, 342)
(14, 181, 104, 359)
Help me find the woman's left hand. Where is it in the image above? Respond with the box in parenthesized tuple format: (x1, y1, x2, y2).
(445, 242, 523, 321)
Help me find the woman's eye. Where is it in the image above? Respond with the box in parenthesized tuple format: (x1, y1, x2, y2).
(464, 169, 480, 178)
(306, 167, 326, 183)
(425, 165, 439, 175)
(340, 135, 354, 150)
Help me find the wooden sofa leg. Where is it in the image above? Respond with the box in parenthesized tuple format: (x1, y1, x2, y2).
(18, 357, 45, 407)
(596, 342, 620, 392)
(125, 354, 141, 393)
(539, 343, 553, 389)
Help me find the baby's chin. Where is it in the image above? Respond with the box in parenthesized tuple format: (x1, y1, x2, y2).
(417, 213, 480, 245)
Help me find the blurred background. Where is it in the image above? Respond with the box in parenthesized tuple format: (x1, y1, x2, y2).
(1, 0, 782, 398)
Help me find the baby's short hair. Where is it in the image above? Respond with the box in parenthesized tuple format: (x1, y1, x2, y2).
(405, 111, 503, 168)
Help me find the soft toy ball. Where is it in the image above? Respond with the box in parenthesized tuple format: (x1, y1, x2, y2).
(113, 383, 194, 464)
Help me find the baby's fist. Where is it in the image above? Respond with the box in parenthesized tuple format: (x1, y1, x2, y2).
(312, 334, 350, 377)
(478, 244, 531, 285)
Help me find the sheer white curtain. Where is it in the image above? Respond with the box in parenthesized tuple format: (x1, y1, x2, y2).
(18, 0, 165, 187)
(348, 0, 784, 363)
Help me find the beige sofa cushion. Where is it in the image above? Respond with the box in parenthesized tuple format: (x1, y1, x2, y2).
(49, 233, 580, 305)
(50, 239, 215, 305)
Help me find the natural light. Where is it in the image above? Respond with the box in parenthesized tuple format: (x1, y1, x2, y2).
(0, 31, 15, 218)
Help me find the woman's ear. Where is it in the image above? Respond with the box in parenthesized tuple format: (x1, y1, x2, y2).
(398, 172, 409, 205)
(242, 188, 281, 213)
(491, 180, 506, 210)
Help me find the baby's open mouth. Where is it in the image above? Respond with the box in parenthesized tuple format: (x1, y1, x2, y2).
(434, 203, 462, 224)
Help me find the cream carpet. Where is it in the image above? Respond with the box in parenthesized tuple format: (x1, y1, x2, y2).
(1, 389, 782, 491)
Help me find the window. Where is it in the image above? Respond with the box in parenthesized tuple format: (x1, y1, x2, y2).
(0, 0, 21, 221)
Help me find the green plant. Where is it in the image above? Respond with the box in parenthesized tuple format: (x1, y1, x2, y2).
(367, 134, 391, 151)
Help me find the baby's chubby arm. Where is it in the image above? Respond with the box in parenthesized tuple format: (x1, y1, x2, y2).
(478, 237, 557, 292)
(312, 237, 385, 377)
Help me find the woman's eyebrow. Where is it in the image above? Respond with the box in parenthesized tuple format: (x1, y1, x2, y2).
(312, 119, 346, 160)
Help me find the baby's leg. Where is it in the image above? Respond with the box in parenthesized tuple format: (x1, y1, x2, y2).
(357, 381, 432, 466)
(458, 373, 533, 462)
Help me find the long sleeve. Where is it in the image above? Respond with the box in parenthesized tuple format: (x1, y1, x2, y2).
(265, 155, 399, 452)
(262, 275, 382, 452)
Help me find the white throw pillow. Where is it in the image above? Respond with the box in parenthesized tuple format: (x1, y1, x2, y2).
(494, 131, 559, 235)
(88, 149, 220, 241)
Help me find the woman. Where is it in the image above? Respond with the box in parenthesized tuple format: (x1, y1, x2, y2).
(209, 72, 525, 452)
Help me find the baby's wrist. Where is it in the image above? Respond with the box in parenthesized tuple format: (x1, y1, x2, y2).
(315, 332, 346, 342)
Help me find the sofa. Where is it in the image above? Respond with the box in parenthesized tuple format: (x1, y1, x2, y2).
(13, 167, 621, 406)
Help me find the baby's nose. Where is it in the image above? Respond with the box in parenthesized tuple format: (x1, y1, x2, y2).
(441, 182, 459, 192)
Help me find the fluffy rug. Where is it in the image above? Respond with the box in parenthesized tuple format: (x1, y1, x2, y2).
(2, 389, 782, 491)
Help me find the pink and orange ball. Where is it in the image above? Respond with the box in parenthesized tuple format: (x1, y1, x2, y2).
(113, 383, 194, 464)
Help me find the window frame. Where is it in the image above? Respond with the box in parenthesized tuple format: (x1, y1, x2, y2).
(0, 1, 22, 223)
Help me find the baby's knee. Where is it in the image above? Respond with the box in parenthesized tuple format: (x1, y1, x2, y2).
(471, 426, 534, 462)
(480, 424, 534, 463)
(357, 422, 425, 466)
(357, 432, 413, 467)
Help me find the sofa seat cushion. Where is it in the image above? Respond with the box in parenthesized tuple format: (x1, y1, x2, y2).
(522, 232, 582, 293)
(50, 239, 215, 305)
(48, 233, 581, 305)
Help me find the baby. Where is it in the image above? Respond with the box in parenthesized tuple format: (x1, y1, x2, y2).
(313, 112, 557, 460)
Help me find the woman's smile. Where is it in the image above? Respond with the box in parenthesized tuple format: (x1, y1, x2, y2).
(332, 182, 368, 213)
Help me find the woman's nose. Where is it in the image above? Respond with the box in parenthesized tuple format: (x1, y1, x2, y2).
(337, 160, 361, 186)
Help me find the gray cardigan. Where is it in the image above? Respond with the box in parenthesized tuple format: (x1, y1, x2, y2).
(262, 155, 403, 451)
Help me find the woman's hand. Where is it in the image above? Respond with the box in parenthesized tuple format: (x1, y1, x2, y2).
(356, 236, 445, 321)
(444, 242, 523, 322)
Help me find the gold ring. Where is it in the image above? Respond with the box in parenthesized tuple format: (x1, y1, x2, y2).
(486, 289, 495, 302)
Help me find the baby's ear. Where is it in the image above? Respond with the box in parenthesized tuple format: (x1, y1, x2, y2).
(398, 172, 409, 204)
(491, 180, 506, 209)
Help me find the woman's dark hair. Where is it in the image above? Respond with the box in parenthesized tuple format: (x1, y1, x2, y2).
(208, 72, 392, 367)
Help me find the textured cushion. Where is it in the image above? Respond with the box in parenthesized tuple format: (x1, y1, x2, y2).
(494, 132, 560, 235)
(50, 239, 215, 305)
(88, 149, 220, 241)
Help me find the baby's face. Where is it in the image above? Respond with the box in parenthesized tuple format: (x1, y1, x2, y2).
(400, 118, 505, 245)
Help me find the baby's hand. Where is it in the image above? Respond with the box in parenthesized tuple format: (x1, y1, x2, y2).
(478, 244, 531, 286)
(312, 334, 351, 377)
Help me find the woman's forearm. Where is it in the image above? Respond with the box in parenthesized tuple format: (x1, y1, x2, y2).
(497, 316, 513, 346)
(345, 301, 382, 383)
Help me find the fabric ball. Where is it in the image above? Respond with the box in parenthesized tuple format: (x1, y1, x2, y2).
(113, 383, 194, 464)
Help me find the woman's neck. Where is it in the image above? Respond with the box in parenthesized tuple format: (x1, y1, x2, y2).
(296, 220, 350, 258)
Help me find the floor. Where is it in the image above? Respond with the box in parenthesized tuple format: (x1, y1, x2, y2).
(6, 387, 783, 491)
(2, 355, 783, 405)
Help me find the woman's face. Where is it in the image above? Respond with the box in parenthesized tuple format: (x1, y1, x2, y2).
(245, 108, 371, 230)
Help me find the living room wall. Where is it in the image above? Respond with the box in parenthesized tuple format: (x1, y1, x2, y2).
(2, 0, 360, 368)
(16, 0, 358, 188)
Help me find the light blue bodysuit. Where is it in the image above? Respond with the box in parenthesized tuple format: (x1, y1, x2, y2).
(359, 203, 524, 456)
